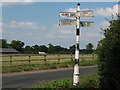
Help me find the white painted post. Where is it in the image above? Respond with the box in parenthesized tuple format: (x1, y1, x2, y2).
(73, 3, 80, 86)
(59, 2, 94, 86)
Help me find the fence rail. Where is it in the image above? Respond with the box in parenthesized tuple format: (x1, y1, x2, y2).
(1, 54, 98, 66)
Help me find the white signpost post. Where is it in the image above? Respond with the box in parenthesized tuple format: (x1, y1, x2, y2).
(59, 3, 94, 85)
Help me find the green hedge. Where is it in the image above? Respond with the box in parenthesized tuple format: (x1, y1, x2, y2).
(97, 16, 120, 89)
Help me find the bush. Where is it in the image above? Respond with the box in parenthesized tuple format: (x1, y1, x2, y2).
(97, 16, 120, 89)
(33, 73, 99, 89)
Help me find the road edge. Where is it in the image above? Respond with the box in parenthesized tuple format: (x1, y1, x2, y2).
(2, 65, 98, 76)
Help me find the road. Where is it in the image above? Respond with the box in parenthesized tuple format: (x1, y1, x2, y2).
(2, 66, 98, 88)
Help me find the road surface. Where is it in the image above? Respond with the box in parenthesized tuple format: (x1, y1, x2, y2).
(2, 66, 98, 88)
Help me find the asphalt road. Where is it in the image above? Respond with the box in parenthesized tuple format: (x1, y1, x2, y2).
(2, 66, 98, 88)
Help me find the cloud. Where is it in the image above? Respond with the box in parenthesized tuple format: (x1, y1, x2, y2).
(1, 0, 33, 7)
(2, 29, 33, 40)
(100, 20, 110, 28)
(95, 5, 118, 16)
(0, 22, 2, 33)
(60, 29, 72, 34)
(0, 29, 7, 34)
(46, 23, 102, 48)
(3, 20, 47, 30)
(64, 4, 118, 17)
(65, 8, 76, 12)
(82, 32, 99, 38)
(3, 0, 33, 2)
(65, 8, 89, 12)
(0, 22, 2, 27)
(45, 24, 75, 41)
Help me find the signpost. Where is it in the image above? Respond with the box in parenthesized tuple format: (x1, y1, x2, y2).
(59, 12, 76, 17)
(59, 19, 94, 27)
(59, 3, 94, 86)
(59, 10, 94, 17)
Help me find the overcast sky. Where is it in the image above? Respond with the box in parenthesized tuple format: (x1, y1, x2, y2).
(1, 1, 119, 49)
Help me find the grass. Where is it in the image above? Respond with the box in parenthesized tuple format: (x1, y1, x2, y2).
(2, 54, 72, 66)
(2, 59, 98, 73)
(33, 73, 100, 89)
(2, 54, 98, 73)
(1, 54, 98, 66)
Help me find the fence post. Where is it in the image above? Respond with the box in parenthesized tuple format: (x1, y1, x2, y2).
(29, 55, 31, 66)
(82, 53, 84, 60)
(10, 56, 12, 64)
(71, 53, 73, 61)
(92, 53, 94, 60)
(44, 55, 46, 64)
(58, 54, 60, 63)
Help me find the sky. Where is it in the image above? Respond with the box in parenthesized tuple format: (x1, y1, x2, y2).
(1, 1, 120, 49)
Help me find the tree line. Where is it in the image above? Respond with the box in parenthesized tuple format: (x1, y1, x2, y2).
(0, 39, 94, 54)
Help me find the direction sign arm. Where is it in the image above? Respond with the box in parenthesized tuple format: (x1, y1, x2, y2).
(78, 10, 94, 17)
(59, 12, 76, 17)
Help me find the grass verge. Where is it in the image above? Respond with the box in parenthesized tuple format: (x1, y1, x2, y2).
(2, 59, 98, 73)
(33, 73, 100, 89)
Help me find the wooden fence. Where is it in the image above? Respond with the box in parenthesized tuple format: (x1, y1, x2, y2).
(0, 54, 98, 66)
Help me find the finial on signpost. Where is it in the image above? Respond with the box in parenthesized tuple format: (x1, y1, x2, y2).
(77, 3, 80, 6)
(77, 3, 80, 11)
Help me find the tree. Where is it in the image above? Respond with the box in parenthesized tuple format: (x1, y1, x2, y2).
(48, 43, 55, 53)
(24, 45, 32, 52)
(11, 40, 25, 51)
(86, 43, 93, 50)
(86, 43, 94, 54)
(69, 45, 75, 54)
(47, 44, 66, 54)
(32, 45, 39, 51)
(54, 46, 63, 53)
(0, 39, 9, 48)
(23, 45, 32, 54)
(25, 45, 31, 51)
(62, 48, 69, 54)
(39, 45, 48, 53)
(97, 16, 120, 89)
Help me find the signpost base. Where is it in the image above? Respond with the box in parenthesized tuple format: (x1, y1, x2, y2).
(73, 64, 79, 85)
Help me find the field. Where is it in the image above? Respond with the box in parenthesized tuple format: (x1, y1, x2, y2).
(1, 54, 98, 73)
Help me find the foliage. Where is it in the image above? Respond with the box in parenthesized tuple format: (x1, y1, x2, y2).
(39, 45, 48, 53)
(32, 45, 39, 52)
(48, 43, 68, 54)
(86, 43, 94, 54)
(0, 39, 94, 54)
(33, 73, 100, 89)
(0, 39, 10, 48)
(69, 45, 75, 54)
(11, 40, 25, 51)
(86, 43, 93, 50)
(97, 16, 120, 89)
